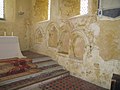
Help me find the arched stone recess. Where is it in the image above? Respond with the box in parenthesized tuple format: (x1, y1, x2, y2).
(70, 29, 90, 60)
(58, 21, 73, 55)
(34, 26, 44, 44)
(58, 31, 70, 54)
(46, 22, 59, 49)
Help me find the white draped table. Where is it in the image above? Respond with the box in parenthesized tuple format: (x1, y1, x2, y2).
(0, 36, 24, 59)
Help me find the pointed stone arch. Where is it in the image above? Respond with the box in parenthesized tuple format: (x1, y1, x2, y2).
(46, 22, 59, 48)
(34, 26, 44, 44)
(58, 21, 73, 54)
(58, 30, 70, 54)
(70, 29, 90, 60)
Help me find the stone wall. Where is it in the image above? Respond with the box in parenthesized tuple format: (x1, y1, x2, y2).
(29, 0, 120, 89)
(97, 20, 120, 60)
(59, 0, 80, 18)
(31, 0, 48, 23)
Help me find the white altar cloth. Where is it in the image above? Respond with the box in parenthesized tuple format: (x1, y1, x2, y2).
(0, 36, 24, 59)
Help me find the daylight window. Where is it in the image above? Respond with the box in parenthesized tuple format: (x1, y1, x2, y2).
(80, 0, 88, 15)
(48, 0, 51, 20)
(0, 0, 4, 19)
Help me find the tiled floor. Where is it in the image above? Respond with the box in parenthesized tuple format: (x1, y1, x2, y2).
(39, 75, 108, 90)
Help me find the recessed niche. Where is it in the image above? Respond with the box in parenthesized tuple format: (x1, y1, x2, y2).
(58, 31, 70, 54)
(58, 21, 73, 55)
(35, 27, 43, 44)
(70, 30, 88, 60)
(47, 22, 58, 48)
(73, 36, 85, 59)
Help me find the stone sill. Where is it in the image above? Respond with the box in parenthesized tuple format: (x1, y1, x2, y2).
(37, 19, 50, 24)
(68, 14, 89, 20)
(59, 14, 91, 21)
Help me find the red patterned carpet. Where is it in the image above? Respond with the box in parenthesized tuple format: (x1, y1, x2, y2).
(0, 58, 37, 79)
(39, 75, 108, 90)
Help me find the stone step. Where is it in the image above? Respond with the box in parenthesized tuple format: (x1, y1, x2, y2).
(36, 60, 58, 68)
(0, 65, 63, 86)
(39, 64, 60, 70)
(1, 69, 70, 90)
(35, 59, 53, 64)
(32, 57, 51, 63)
(0, 53, 68, 90)
(22, 51, 47, 59)
(41, 66, 64, 74)
(19, 72, 69, 90)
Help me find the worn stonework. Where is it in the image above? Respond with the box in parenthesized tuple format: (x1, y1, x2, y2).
(58, 31, 69, 54)
(97, 20, 120, 60)
(34, 26, 44, 44)
(58, 21, 73, 54)
(46, 22, 59, 48)
(70, 30, 86, 60)
(30, 0, 120, 89)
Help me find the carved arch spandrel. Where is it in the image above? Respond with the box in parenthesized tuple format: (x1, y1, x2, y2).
(70, 29, 90, 60)
(46, 22, 59, 48)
